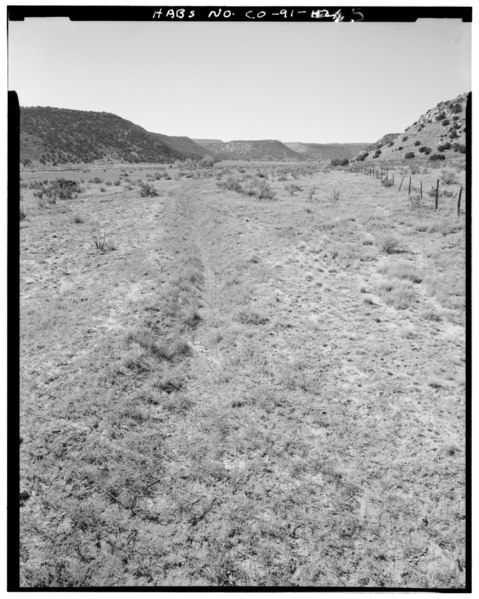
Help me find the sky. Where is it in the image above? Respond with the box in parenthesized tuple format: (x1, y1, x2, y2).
(8, 17, 471, 143)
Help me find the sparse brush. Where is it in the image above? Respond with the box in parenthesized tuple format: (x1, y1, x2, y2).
(381, 279, 416, 310)
(37, 178, 83, 200)
(440, 169, 457, 185)
(285, 183, 302, 196)
(381, 179, 394, 188)
(331, 190, 340, 202)
(420, 303, 442, 321)
(218, 176, 243, 194)
(379, 261, 422, 283)
(255, 180, 276, 200)
(378, 234, 400, 254)
(237, 310, 269, 325)
(409, 194, 423, 210)
(93, 230, 107, 250)
(73, 215, 84, 224)
(331, 158, 349, 167)
(139, 182, 159, 197)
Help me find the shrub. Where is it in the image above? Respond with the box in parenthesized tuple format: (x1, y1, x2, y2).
(237, 310, 269, 325)
(442, 119, 450, 126)
(414, 140, 421, 146)
(405, 152, 415, 159)
(93, 230, 115, 251)
(440, 169, 456, 185)
(199, 154, 216, 167)
(373, 150, 381, 158)
(378, 234, 400, 254)
(219, 176, 243, 194)
(436, 111, 446, 121)
(252, 180, 276, 200)
(437, 142, 451, 152)
(356, 152, 369, 161)
(44, 178, 83, 200)
(398, 146, 403, 151)
(382, 280, 416, 310)
(379, 261, 422, 283)
(285, 183, 302, 196)
(381, 179, 394, 187)
(452, 143, 466, 153)
(402, 136, 408, 142)
(418, 146, 431, 154)
(139, 182, 159, 197)
(429, 154, 446, 161)
(219, 175, 275, 200)
(331, 158, 349, 167)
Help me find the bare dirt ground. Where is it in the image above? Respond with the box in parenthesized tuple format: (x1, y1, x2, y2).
(19, 161, 466, 587)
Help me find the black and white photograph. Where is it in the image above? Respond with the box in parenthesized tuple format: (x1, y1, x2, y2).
(8, 3, 471, 590)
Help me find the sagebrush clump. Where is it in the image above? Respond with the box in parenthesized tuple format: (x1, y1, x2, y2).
(139, 182, 159, 197)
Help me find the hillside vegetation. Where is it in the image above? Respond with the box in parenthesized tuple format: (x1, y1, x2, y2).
(356, 94, 467, 163)
(20, 107, 212, 167)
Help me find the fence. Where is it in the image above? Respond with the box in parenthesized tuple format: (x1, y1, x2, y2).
(349, 164, 464, 218)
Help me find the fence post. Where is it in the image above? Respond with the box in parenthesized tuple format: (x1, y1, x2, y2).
(408, 176, 411, 196)
(420, 180, 423, 200)
(435, 179, 439, 211)
(457, 187, 463, 217)
(398, 175, 405, 191)
(392, 173, 394, 186)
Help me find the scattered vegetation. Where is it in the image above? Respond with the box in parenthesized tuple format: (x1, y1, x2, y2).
(218, 175, 276, 200)
(285, 183, 303, 196)
(139, 182, 159, 197)
(378, 234, 400, 254)
(34, 178, 83, 202)
(19, 142, 466, 588)
(331, 189, 341, 202)
(331, 158, 349, 167)
(437, 142, 452, 152)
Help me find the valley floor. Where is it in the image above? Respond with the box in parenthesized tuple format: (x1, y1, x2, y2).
(19, 163, 466, 587)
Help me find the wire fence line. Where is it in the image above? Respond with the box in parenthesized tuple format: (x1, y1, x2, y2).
(349, 163, 464, 218)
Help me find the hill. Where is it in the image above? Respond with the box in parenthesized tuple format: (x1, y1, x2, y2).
(195, 139, 302, 161)
(19, 106, 213, 166)
(284, 142, 370, 161)
(355, 93, 468, 162)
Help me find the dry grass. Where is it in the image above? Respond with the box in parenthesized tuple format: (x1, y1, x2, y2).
(19, 161, 466, 588)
